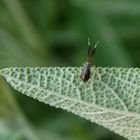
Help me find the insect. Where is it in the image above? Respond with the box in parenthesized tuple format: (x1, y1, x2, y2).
(81, 38, 99, 82)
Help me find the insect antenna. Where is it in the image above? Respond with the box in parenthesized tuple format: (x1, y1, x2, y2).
(86, 38, 92, 62)
(87, 38, 91, 57)
(90, 41, 100, 58)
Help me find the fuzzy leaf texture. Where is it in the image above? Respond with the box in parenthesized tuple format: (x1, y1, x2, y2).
(0, 67, 140, 140)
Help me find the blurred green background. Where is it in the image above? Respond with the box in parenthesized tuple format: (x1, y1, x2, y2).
(0, 0, 140, 140)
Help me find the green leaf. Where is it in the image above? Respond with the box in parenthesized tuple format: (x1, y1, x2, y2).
(0, 67, 140, 140)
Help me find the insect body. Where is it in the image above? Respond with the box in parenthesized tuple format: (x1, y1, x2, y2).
(81, 38, 99, 82)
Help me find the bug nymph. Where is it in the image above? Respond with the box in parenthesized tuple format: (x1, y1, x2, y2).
(81, 38, 99, 82)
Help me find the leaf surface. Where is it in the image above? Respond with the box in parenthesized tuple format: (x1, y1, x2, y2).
(0, 67, 140, 140)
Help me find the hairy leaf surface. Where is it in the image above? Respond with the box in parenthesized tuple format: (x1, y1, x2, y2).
(0, 67, 140, 140)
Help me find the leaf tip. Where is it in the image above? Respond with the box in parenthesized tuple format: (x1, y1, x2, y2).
(0, 68, 10, 77)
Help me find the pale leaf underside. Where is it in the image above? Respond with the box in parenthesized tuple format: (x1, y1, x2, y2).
(0, 67, 140, 140)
